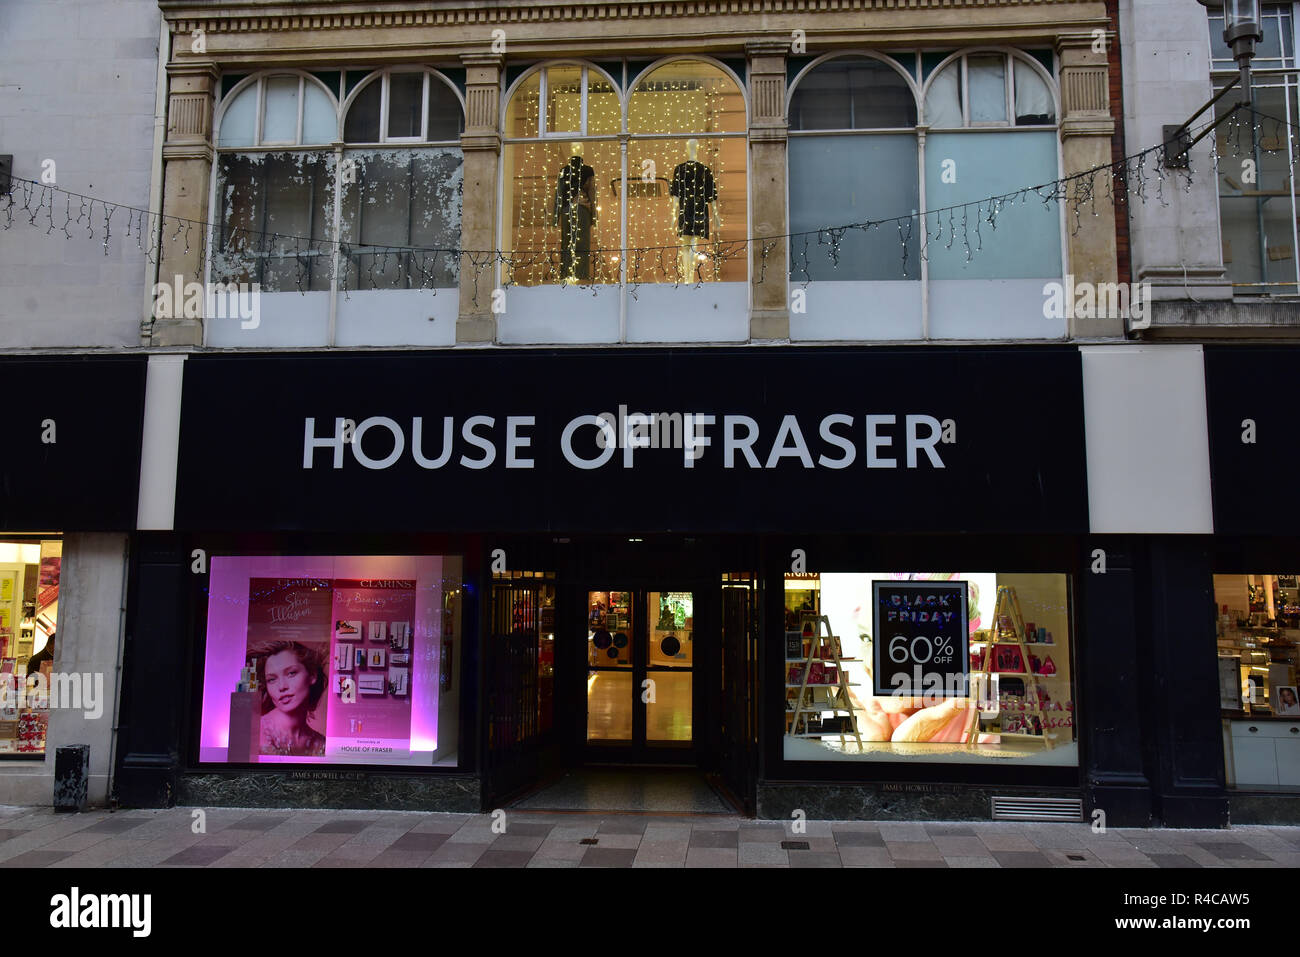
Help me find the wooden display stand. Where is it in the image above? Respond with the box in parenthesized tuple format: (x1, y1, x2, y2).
(966, 586, 1065, 750)
(786, 613, 864, 753)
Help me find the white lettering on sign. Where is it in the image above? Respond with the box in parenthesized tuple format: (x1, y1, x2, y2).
(300, 412, 954, 472)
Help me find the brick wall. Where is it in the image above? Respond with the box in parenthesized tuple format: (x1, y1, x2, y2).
(1108, 0, 1131, 288)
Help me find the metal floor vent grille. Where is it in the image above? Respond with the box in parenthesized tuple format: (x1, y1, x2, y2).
(991, 796, 1084, 822)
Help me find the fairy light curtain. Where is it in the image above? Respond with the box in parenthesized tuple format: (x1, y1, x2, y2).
(502, 60, 746, 286)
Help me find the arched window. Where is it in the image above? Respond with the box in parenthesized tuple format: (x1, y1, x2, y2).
(339, 70, 465, 290)
(922, 52, 1061, 284)
(923, 53, 1056, 128)
(789, 55, 917, 130)
(502, 64, 623, 286)
(626, 59, 747, 284)
(216, 73, 338, 148)
(787, 55, 920, 283)
(501, 58, 746, 288)
(212, 73, 338, 292)
(343, 70, 465, 143)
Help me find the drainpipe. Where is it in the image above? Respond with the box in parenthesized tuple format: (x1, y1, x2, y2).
(106, 535, 131, 807)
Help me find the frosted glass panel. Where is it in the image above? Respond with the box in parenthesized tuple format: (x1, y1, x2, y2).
(262, 76, 300, 143)
(1014, 61, 1055, 125)
(969, 56, 1007, 124)
(925, 131, 1061, 280)
(789, 134, 920, 281)
(217, 86, 258, 148)
(924, 65, 963, 128)
(302, 83, 337, 144)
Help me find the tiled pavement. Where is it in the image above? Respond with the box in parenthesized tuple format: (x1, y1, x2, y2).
(0, 804, 1297, 867)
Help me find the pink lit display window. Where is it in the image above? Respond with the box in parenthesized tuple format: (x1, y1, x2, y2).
(198, 555, 460, 766)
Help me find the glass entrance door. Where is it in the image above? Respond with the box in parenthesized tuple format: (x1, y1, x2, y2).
(585, 587, 694, 757)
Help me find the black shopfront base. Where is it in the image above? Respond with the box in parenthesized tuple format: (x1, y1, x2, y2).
(110, 347, 1300, 825)
(111, 531, 1257, 826)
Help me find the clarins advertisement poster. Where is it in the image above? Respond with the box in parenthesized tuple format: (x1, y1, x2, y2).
(198, 555, 453, 766)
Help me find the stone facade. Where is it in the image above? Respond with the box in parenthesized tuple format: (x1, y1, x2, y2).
(152, 0, 1122, 345)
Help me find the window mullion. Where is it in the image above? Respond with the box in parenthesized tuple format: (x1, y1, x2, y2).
(581, 66, 589, 136)
(539, 69, 548, 138)
(421, 72, 431, 141)
(255, 77, 265, 146)
(1287, 75, 1299, 292)
(1006, 54, 1015, 126)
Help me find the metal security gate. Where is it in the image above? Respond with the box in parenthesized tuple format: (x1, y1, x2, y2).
(483, 579, 553, 806)
(720, 573, 759, 813)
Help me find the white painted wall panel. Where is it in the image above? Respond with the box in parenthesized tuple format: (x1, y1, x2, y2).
(1081, 344, 1214, 533)
(136, 354, 185, 531)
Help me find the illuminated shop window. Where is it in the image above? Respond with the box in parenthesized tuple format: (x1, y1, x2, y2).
(0, 539, 62, 758)
(502, 59, 747, 287)
(783, 571, 1077, 767)
(503, 65, 623, 286)
(197, 555, 463, 767)
(1214, 574, 1300, 789)
(627, 60, 747, 284)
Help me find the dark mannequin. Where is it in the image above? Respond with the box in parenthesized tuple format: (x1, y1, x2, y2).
(553, 148, 597, 283)
(669, 138, 717, 278)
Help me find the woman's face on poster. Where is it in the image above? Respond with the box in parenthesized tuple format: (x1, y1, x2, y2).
(265, 650, 314, 715)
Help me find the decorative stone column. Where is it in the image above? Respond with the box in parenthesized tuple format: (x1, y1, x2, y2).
(1058, 34, 1122, 338)
(153, 58, 218, 347)
(457, 53, 503, 344)
(747, 41, 790, 341)
(1117, 0, 1232, 306)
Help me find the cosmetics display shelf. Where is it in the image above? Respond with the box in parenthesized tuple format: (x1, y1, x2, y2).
(966, 586, 1057, 749)
(786, 613, 864, 751)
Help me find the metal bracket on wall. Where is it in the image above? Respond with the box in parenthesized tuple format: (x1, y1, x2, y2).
(1163, 76, 1240, 169)
(0, 155, 12, 195)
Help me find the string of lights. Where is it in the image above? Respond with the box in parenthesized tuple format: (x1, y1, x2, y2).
(0, 101, 1267, 300)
